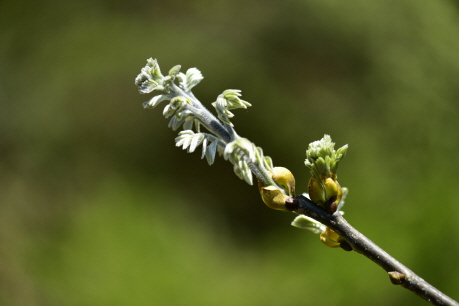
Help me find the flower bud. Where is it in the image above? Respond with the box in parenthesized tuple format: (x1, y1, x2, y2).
(258, 167, 295, 211)
(304, 135, 347, 213)
(320, 227, 341, 248)
(270, 167, 295, 196)
(308, 177, 342, 213)
(258, 185, 290, 211)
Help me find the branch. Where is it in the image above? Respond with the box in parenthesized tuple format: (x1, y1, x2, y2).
(135, 58, 458, 306)
(286, 195, 459, 306)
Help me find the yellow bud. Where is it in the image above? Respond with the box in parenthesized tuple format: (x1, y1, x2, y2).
(308, 177, 325, 204)
(271, 167, 295, 196)
(308, 177, 342, 213)
(258, 185, 290, 211)
(388, 272, 406, 285)
(257, 167, 296, 211)
(320, 227, 341, 248)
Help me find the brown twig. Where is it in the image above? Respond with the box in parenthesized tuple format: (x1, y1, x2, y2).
(286, 195, 459, 306)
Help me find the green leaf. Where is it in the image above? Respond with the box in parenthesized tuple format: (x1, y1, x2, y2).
(211, 90, 251, 127)
(177, 68, 203, 91)
(182, 118, 194, 131)
(201, 138, 208, 159)
(189, 133, 205, 153)
(205, 141, 218, 165)
(143, 94, 172, 109)
(291, 215, 325, 234)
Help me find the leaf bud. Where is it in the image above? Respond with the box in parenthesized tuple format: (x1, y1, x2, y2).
(308, 177, 343, 213)
(319, 227, 341, 248)
(305, 135, 347, 212)
(258, 167, 295, 211)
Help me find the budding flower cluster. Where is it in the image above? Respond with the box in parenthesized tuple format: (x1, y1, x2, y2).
(305, 135, 348, 213)
(135, 58, 166, 93)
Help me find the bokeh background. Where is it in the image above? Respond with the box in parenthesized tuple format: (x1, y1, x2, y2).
(2, 0, 459, 305)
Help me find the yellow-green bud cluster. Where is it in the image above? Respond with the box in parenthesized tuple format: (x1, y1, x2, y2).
(305, 135, 347, 213)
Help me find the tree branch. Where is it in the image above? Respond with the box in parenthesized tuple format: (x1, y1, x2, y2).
(136, 58, 457, 306)
(286, 195, 459, 306)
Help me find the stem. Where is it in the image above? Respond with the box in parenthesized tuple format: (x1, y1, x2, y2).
(170, 84, 281, 189)
(290, 195, 458, 306)
(223, 122, 237, 142)
(172, 84, 232, 142)
(247, 158, 276, 187)
(142, 62, 456, 305)
(186, 104, 232, 142)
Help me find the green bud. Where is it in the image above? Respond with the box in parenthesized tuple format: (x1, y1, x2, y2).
(308, 177, 342, 213)
(320, 227, 341, 248)
(135, 58, 165, 94)
(257, 167, 295, 211)
(305, 135, 347, 212)
(169, 65, 182, 78)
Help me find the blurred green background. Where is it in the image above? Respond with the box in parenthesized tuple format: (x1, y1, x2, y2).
(2, 0, 459, 305)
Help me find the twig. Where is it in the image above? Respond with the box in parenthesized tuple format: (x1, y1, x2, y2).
(287, 195, 459, 306)
(136, 58, 458, 306)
